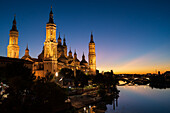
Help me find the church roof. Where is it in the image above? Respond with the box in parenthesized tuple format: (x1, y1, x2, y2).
(57, 44, 63, 48)
(67, 56, 73, 60)
(80, 53, 87, 65)
(0, 56, 33, 64)
(80, 59, 88, 65)
(38, 47, 44, 61)
(21, 55, 32, 60)
(75, 58, 80, 62)
(68, 60, 73, 64)
(58, 52, 68, 62)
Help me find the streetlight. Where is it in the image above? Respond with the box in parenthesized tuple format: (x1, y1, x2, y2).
(55, 72, 58, 77)
(55, 72, 59, 83)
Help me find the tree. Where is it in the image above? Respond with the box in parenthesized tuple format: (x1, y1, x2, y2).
(0, 63, 68, 113)
(58, 68, 74, 79)
(76, 70, 88, 87)
(0, 62, 35, 113)
(92, 73, 104, 85)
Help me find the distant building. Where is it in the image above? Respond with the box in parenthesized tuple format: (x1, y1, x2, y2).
(164, 71, 170, 76)
(5, 6, 96, 77)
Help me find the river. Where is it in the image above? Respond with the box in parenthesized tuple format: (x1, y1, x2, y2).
(105, 85, 170, 113)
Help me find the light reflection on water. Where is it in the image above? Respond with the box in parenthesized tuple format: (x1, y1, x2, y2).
(105, 85, 170, 113)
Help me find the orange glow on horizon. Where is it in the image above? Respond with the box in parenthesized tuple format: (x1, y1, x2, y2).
(97, 63, 170, 74)
(97, 46, 170, 74)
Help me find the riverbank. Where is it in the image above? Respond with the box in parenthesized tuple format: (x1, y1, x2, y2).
(69, 89, 101, 109)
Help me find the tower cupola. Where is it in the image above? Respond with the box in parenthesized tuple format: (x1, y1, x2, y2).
(80, 52, 88, 65)
(69, 47, 72, 57)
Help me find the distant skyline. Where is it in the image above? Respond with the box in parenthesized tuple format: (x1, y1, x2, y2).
(0, 0, 170, 74)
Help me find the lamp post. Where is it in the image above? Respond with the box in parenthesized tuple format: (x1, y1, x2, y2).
(55, 72, 59, 84)
(55, 72, 64, 86)
(55, 72, 58, 77)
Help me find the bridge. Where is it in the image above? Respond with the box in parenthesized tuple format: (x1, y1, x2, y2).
(115, 75, 150, 86)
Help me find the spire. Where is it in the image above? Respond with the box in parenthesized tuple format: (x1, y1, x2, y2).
(68, 47, 72, 57)
(80, 52, 87, 65)
(74, 49, 76, 55)
(48, 5, 54, 23)
(50, 5, 52, 13)
(25, 44, 29, 56)
(90, 32, 94, 43)
(69, 47, 72, 53)
(58, 32, 61, 39)
(82, 52, 85, 60)
(58, 32, 62, 45)
(11, 14, 18, 31)
(74, 49, 77, 59)
(63, 34, 66, 46)
(13, 14, 16, 25)
(26, 43, 29, 50)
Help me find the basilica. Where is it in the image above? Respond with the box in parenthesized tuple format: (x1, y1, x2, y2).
(6, 7, 96, 77)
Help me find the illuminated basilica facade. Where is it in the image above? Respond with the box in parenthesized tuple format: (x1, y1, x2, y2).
(7, 7, 96, 77)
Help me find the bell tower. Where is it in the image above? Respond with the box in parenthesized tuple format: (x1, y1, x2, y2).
(7, 15, 20, 58)
(44, 6, 58, 74)
(88, 32, 96, 75)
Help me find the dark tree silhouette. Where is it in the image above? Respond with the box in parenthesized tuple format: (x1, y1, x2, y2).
(0, 63, 69, 113)
(58, 68, 74, 79)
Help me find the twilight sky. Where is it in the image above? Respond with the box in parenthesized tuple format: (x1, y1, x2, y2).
(0, 0, 170, 74)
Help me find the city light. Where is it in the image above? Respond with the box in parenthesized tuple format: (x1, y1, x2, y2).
(55, 72, 58, 77)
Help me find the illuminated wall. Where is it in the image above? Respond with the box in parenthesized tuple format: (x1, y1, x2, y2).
(7, 30, 19, 58)
(88, 33, 96, 75)
(44, 22, 58, 74)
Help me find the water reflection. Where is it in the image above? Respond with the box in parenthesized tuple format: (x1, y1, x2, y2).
(78, 77, 170, 113)
(78, 86, 120, 113)
(112, 97, 118, 110)
(105, 85, 170, 113)
(80, 84, 170, 113)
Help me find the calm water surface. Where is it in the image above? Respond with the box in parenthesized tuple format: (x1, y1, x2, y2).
(106, 85, 170, 113)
